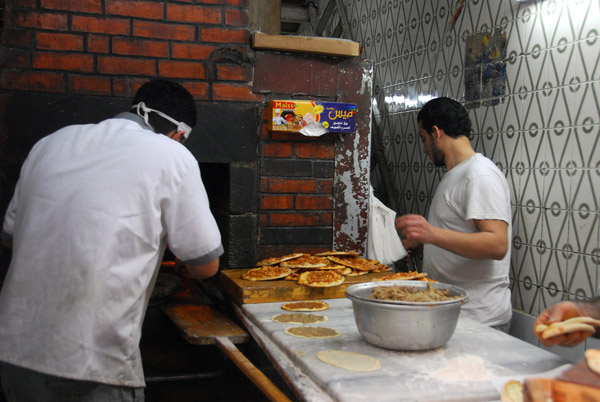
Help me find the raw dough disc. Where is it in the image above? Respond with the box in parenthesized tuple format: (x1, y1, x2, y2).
(284, 326, 339, 338)
(316, 350, 381, 372)
(271, 313, 327, 324)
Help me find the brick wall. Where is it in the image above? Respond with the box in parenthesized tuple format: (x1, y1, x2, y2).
(258, 107, 337, 258)
(0, 0, 258, 102)
(0, 0, 373, 269)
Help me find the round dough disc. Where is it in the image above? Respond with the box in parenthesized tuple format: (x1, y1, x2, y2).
(316, 350, 381, 372)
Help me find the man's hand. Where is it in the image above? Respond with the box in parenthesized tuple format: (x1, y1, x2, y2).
(396, 214, 435, 246)
(534, 301, 591, 347)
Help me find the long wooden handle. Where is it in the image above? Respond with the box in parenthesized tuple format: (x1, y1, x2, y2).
(215, 336, 293, 402)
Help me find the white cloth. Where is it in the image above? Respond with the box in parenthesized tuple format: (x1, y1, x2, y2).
(423, 153, 512, 327)
(0, 114, 223, 387)
(367, 187, 407, 265)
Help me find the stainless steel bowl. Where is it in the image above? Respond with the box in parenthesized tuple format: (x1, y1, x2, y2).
(345, 280, 468, 351)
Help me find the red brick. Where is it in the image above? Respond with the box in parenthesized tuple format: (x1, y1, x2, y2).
(294, 142, 335, 159)
(295, 195, 333, 210)
(113, 38, 169, 58)
(69, 75, 111, 95)
(182, 81, 209, 100)
(166, 4, 221, 24)
(317, 212, 332, 225)
(14, 10, 68, 31)
(33, 52, 94, 73)
(72, 16, 130, 35)
(3, 29, 33, 48)
(36, 32, 83, 51)
(262, 143, 292, 158)
(260, 195, 293, 210)
(133, 21, 195, 41)
(87, 35, 109, 53)
(158, 61, 204, 79)
(40, 0, 102, 13)
(98, 56, 155, 76)
(260, 178, 268, 192)
(113, 77, 148, 97)
(198, 27, 249, 44)
(106, 0, 164, 20)
(212, 82, 262, 102)
(225, 9, 248, 26)
(259, 213, 268, 226)
(14, 0, 35, 6)
(319, 179, 333, 194)
(201, 0, 246, 6)
(0, 48, 30, 68)
(269, 213, 319, 227)
(171, 43, 216, 60)
(216, 64, 252, 82)
(0, 71, 65, 93)
(267, 178, 317, 193)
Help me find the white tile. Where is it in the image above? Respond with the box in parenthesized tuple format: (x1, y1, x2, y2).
(567, 254, 597, 299)
(540, 248, 569, 293)
(569, 210, 599, 256)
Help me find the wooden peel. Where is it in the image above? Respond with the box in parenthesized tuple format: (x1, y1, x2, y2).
(215, 336, 292, 402)
(535, 316, 600, 340)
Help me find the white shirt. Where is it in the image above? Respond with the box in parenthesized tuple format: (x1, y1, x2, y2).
(423, 153, 512, 327)
(0, 114, 223, 386)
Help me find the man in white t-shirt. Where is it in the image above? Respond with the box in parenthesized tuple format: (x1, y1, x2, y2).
(0, 79, 223, 401)
(395, 97, 512, 331)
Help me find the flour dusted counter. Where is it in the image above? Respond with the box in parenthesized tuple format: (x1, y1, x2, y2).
(232, 298, 570, 402)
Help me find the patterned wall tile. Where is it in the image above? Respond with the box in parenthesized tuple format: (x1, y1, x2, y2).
(341, 0, 599, 317)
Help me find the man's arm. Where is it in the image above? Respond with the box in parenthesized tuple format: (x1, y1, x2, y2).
(396, 214, 508, 260)
(180, 257, 220, 280)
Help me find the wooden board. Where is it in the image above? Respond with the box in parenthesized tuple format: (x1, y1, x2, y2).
(252, 32, 362, 57)
(162, 303, 249, 345)
(219, 268, 394, 304)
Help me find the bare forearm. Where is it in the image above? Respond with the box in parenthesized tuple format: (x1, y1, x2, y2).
(429, 227, 508, 260)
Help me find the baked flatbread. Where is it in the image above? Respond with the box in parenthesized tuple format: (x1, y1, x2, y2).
(314, 250, 360, 257)
(284, 272, 300, 281)
(297, 270, 344, 287)
(326, 256, 376, 271)
(368, 259, 393, 273)
(280, 255, 329, 269)
(241, 266, 292, 281)
(501, 380, 524, 402)
(374, 271, 428, 281)
(535, 316, 599, 340)
(284, 326, 340, 338)
(256, 253, 306, 266)
(317, 350, 381, 372)
(272, 313, 327, 324)
(345, 269, 369, 277)
(281, 300, 329, 311)
(334, 267, 352, 276)
(585, 349, 600, 375)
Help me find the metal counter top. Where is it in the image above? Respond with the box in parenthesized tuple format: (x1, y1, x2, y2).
(235, 298, 571, 402)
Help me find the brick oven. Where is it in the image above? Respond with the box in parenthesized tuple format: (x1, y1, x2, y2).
(0, 0, 373, 273)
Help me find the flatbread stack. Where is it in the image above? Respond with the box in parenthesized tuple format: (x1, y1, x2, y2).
(535, 316, 600, 340)
(242, 251, 393, 287)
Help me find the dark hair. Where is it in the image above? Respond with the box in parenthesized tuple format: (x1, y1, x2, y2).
(417, 97, 471, 139)
(131, 79, 197, 135)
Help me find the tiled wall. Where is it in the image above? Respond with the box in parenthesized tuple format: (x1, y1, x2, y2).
(334, 0, 599, 354)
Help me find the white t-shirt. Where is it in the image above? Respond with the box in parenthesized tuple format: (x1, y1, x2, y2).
(423, 153, 512, 327)
(0, 114, 223, 387)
